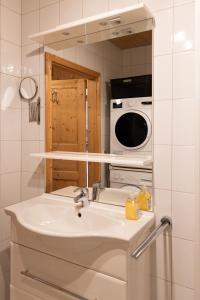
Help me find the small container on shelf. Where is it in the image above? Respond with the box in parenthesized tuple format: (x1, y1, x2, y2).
(125, 192, 140, 220)
(136, 186, 151, 211)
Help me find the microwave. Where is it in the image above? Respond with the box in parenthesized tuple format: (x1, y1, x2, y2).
(110, 75, 152, 99)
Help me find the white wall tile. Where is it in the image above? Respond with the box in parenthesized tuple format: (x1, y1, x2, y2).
(154, 55, 172, 100)
(22, 141, 41, 172)
(40, 0, 58, 8)
(154, 9, 173, 56)
(154, 189, 172, 223)
(22, 109, 40, 140)
(22, 44, 40, 76)
(154, 100, 172, 145)
(0, 74, 21, 110)
(1, 6, 21, 46)
(141, 0, 173, 12)
(172, 237, 195, 288)
(60, 0, 83, 23)
(172, 191, 195, 241)
(22, 0, 40, 14)
(173, 3, 195, 52)
(21, 171, 43, 201)
(154, 145, 172, 190)
(173, 0, 194, 7)
(0, 141, 21, 173)
(1, 0, 21, 13)
(0, 109, 21, 140)
(173, 51, 195, 99)
(151, 277, 171, 300)
(22, 10, 39, 46)
(83, 0, 108, 17)
(39, 2, 59, 31)
(0, 173, 21, 208)
(1, 40, 21, 77)
(109, 0, 138, 10)
(173, 99, 195, 146)
(172, 146, 195, 193)
(173, 284, 195, 300)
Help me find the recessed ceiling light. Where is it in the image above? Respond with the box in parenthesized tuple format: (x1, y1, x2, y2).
(99, 21, 108, 26)
(112, 31, 119, 36)
(62, 32, 70, 36)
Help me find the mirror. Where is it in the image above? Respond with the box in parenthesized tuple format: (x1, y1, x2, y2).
(45, 21, 153, 207)
(19, 77, 38, 101)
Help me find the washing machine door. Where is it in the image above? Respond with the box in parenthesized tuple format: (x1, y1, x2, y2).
(115, 111, 151, 149)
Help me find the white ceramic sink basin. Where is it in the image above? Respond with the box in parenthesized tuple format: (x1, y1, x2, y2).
(5, 193, 154, 241)
(16, 202, 123, 235)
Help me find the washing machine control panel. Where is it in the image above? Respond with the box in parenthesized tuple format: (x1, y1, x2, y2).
(111, 97, 152, 111)
(110, 168, 152, 187)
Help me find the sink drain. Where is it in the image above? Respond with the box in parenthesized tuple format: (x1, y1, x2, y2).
(77, 212, 82, 218)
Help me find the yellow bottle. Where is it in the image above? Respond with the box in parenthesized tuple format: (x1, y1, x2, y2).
(137, 186, 151, 211)
(125, 193, 140, 220)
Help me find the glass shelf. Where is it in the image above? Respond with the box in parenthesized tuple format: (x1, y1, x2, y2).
(31, 151, 152, 167)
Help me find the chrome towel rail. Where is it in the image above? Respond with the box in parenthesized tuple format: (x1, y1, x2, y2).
(131, 216, 172, 259)
(21, 270, 88, 300)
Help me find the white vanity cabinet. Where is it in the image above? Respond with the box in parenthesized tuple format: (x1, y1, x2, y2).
(6, 195, 154, 300)
(10, 228, 151, 300)
(11, 243, 127, 300)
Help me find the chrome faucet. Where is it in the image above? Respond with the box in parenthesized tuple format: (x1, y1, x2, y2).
(92, 182, 105, 201)
(73, 187, 90, 208)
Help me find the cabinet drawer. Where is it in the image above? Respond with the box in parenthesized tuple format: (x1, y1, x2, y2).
(11, 285, 41, 300)
(10, 285, 83, 300)
(11, 243, 127, 300)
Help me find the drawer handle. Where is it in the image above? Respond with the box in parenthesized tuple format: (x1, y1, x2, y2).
(21, 270, 88, 300)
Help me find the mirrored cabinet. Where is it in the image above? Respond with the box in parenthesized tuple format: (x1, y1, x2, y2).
(30, 3, 154, 207)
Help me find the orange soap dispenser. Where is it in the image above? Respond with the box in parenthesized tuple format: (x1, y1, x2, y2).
(125, 192, 140, 220)
(137, 186, 151, 211)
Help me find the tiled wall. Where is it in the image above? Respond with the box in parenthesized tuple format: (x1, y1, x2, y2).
(122, 45, 152, 77)
(21, 1, 199, 300)
(0, 0, 22, 299)
(152, 1, 197, 299)
(0, 0, 198, 300)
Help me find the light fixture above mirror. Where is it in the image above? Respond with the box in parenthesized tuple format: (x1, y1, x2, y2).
(29, 3, 154, 50)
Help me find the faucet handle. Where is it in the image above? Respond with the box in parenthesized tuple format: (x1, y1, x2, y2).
(92, 182, 104, 189)
(73, 186, 89, 197)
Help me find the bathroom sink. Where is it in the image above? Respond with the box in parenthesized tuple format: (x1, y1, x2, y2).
(5, 193, 154, 242)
